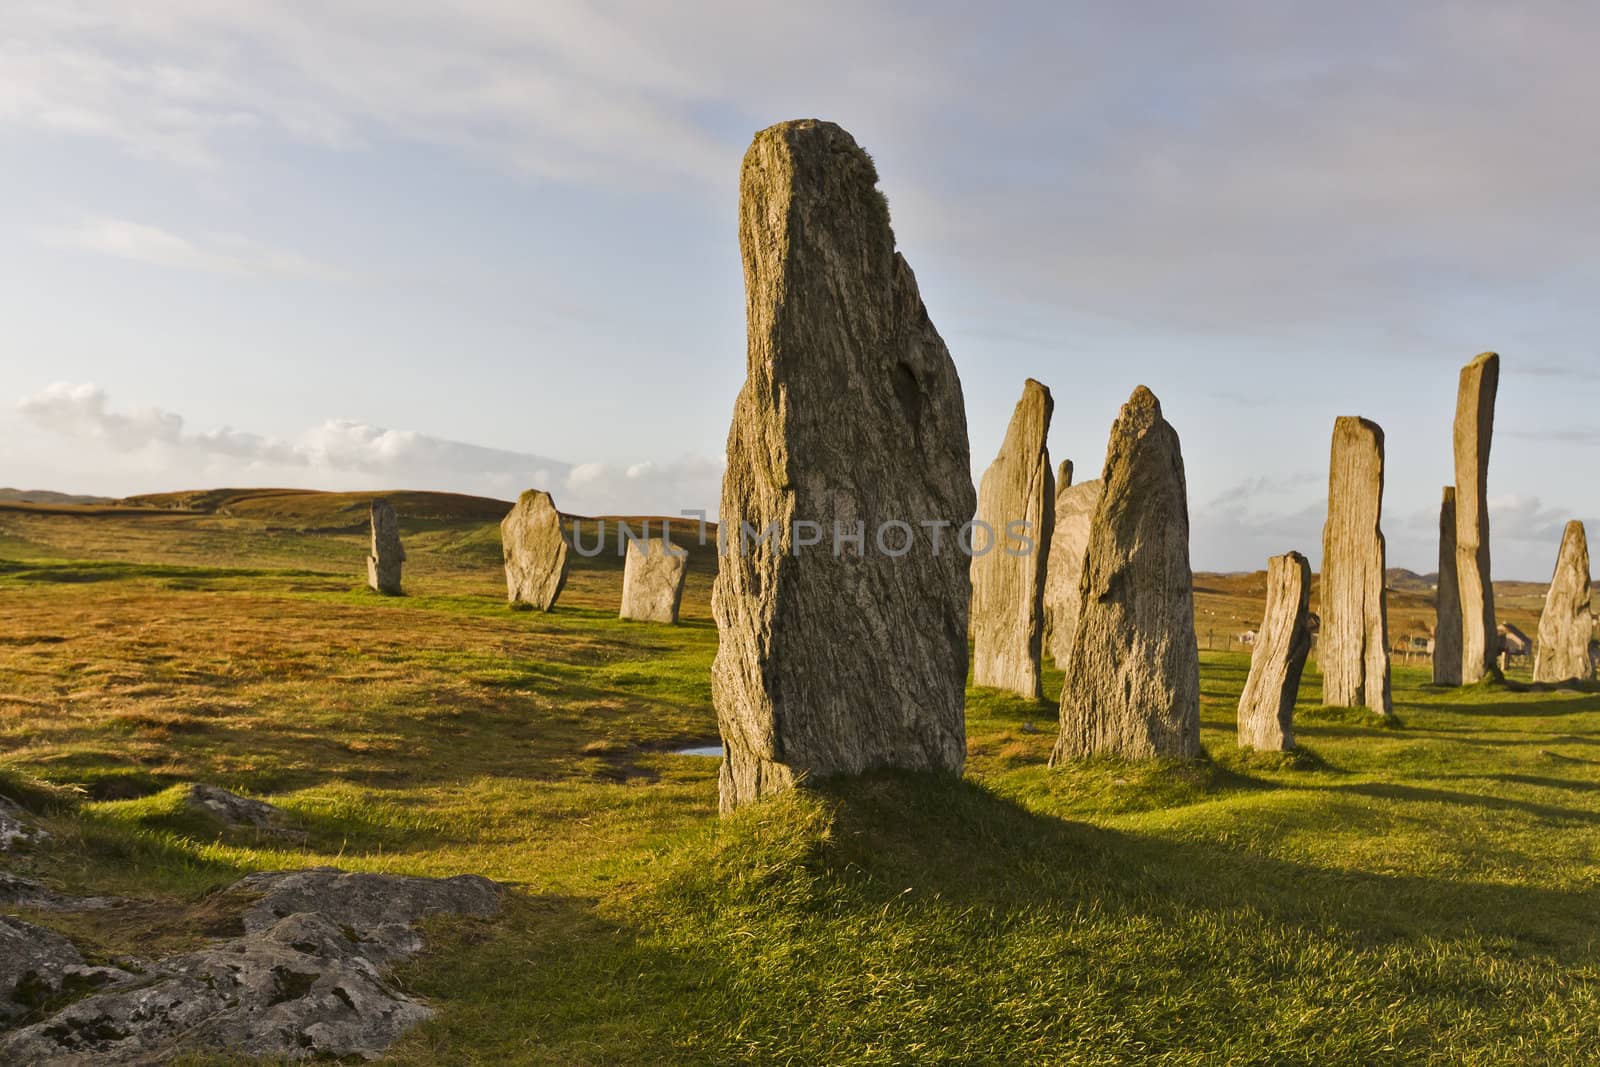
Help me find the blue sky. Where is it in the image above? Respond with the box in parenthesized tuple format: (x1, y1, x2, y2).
(1, 2, 1597, 577)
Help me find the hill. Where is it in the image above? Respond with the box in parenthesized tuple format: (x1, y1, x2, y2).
(0, 488, 114, 505)
(119, 487, 516, 528)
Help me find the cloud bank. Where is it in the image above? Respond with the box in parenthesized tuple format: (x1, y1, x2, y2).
(17, 382, 721, 517)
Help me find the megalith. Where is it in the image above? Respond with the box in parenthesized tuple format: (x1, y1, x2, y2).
(1236, 551, 1312, 751)
(1534, 521, 1594, 684)
(1050, 386, 1199, 763)
(971, 378, 1055, 698)
(1319, 416, 1391, 715)
(1433, 487, 1462, 685)
(1453, 352, 1500, 683)
(500, 490, 569, 611)
(712, 119, 976, 812)
(1056, 459, 1074, 496)
(620, 537, 689, 624)
(366, 499, 404, 595)
(1043, 479, 1103, 671)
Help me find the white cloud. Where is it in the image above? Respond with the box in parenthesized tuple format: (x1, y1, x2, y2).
(16, 382, 722, 515)
(42, 219, 349, 281)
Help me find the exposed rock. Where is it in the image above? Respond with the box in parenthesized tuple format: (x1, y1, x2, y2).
(1452, 352, 1500, 683)
(1433, 487, 1462, 686)
(1051, 386, 1199, 763)
(971, 379, 1055, 698)
(366, 499, 405, 595)
(619, 538, 689, 624)
(1534, 521, 1595, 684)
(184, 784, 304, 843)
(0, 916, 128, 1026)
(0, 872, 120, 912)
(712, 119, 975, 812)
(1043, 479, 1103, 671)
(1236, 552, 1312, 751)
(1319, 416, 1392, 715)
(1056, 459, 1074, 495)
(0, 868, 503, 1064)
(0, 797, 46, 852)
(501, 490, 570, 611)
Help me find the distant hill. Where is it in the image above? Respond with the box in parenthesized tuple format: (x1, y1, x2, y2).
(1386, 568, 1437, 592)
(0, 488, 115, 505)
(118, 488, 515, 529)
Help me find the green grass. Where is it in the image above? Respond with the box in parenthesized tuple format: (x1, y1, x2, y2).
(1, 511, 1598, 1064)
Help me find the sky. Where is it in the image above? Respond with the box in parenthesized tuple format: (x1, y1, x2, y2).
(1, 2, 1597, 578)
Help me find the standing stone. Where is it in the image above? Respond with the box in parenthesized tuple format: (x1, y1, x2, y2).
(1319, 416, 1392, 715)
(1433, 487, 1462, 685)
(971, 379, 1055, 698)
(1050, 386, 1199, 763)
(620, 537, 689, 624)
(1453, 352, 1500, 683)
(1237, 552, 1312, 751)
(500, 490, 569, 611)
(1534, 521, 1594, 684)
(1056, 459, 1074, 496)
(366, 499, 404, 595)
(712, 119, 975, 812)
(1043, 479, 1103, 671)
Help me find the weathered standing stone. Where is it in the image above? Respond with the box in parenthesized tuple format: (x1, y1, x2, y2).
(1534, 521, 1595, 684)
(1319, 416, 1392, 715)
(1056, 459, 1074, 496)
(1453, 352, 1500, 683)
(1050, 386, 1199, 763)
(366, 499, 404, 595)
(712, 119, 976, 812)
(1043, 479, 1103, 670)
(620, 537, 689, 624)
(1433, 487, 1462, 685)
(1237, 552, 1312, 751)
(500, 489, 570, 610)
(971, 378, 1055, 698)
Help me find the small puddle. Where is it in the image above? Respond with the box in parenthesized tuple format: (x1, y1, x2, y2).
(672, 745, 723, 758)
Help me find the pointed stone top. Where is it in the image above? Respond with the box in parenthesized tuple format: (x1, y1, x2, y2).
(516, 488, 557, 509)
(743, 120, 888, 230)
(1117, 385, 1164, 435)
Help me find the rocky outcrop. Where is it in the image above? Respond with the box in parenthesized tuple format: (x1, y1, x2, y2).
(0, 797, 45, 852)
(366, 499, 405, 595)
(1433, 487, 1462, 686)
(1534, 521, 1595, 684)
(0, 868, 502, 1064)
(712, 119, 975, 812)
(1236, 552, 1312, 750)
(501, 490, 570, 611)
(1043, 479, 1103, 672)
(619, 538, 689, 624)
(1051, 386, 1199, 763)
(0, 917, 127, 1026)
(971, 378, 1055, 698)
(1452, 352, 1500, 683)
(185, 784, 304, 843)
(1319, 416, 1391, 715)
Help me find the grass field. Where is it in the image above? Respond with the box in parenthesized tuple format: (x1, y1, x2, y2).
(2, 497, 1598, 1064)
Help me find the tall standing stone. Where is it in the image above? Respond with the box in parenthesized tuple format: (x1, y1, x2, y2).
(500, 489, 569, 611)
(1050, 386, 1199, 763)
(1534, 521, 1594, 684)
(1043, 479, 1103, 671)
(1056, 459, 1074, 496)
(1237, 551, 1312, 751)
(620, 537, 689, 624)
(971, 379, 1054, 698)
(366, 499, 404, 595)
(1433, 487, 1462, 685)
(1453, 352, 1500, 683)
(1319, 416, 1392, 715)
(712, 120, 976, 812)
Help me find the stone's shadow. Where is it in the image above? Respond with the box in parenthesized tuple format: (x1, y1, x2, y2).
(798, 773, 1598, 958)
(1327, 781, 1600, 825)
